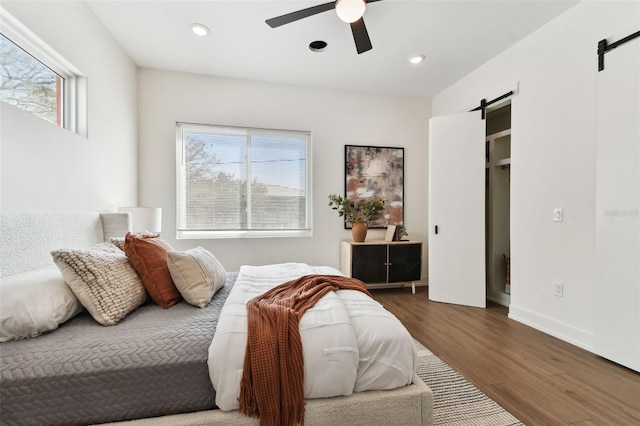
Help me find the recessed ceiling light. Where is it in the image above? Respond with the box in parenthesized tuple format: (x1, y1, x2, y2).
(309, 40, 328, 52)
(190, 23, 210, 37)
(409, 54, 426, 64)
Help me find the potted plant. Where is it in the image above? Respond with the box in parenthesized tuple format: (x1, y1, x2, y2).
(328, 194, 384, 242)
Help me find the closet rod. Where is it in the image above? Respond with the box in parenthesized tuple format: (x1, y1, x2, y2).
(470, 90, 514, 119)
(598, 29, 640, 71)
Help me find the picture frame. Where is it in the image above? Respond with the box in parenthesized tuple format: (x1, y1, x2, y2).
(384, 225, 397, 242)
(344, 145, 404, 229)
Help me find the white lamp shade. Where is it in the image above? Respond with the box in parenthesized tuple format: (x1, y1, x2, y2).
(335, 0, 366, 23)
(118, 207, 162, 233)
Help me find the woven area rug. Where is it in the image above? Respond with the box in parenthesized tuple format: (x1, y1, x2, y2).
(414, 340, 524, 426)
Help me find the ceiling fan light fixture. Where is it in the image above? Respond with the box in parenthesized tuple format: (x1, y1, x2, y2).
(190, 23, 210, 37)
(335, 0, 366, 23)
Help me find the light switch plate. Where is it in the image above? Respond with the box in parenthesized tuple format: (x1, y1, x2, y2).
(553, 207, 563, 222)
(554, 281, 563, 297)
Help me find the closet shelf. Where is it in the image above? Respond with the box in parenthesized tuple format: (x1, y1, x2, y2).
(494, 158, 511, 167)
(485, 128, 511, 142)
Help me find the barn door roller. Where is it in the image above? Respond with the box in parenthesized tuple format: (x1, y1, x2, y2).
(470, 91, 514, 120)
(598, 30, 640, 72)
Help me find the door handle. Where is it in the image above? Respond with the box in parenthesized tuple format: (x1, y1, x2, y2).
(435, 225, 438, 235)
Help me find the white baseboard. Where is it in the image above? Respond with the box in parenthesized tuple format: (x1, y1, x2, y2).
(508, 304, 594, 353)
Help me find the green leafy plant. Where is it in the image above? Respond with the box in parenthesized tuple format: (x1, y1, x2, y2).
(328, 194, 384, 224)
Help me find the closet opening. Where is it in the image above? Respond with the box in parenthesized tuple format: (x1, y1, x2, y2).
(485, 103, 511, 307)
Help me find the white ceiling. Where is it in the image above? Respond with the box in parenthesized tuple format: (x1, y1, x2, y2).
(87, 0, 579, 98)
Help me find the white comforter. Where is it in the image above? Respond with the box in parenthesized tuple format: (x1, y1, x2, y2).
(208, 263, 416, 411)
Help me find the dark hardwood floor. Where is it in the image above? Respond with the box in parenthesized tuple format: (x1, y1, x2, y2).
(371, 286, 640, 426)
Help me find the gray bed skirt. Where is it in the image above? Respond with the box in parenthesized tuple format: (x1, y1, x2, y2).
(0, 273, 236, 426)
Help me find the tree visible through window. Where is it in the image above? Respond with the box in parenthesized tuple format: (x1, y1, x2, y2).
(176, 123, 312, 238)
(0, 32, 62, 126)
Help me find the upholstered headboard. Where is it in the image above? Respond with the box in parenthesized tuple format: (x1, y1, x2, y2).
(0, 212, 131, 278)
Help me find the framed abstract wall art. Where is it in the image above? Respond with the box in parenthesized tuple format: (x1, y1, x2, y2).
(344, 145, 404, 229)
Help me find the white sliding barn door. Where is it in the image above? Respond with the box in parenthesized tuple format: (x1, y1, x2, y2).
(428, 111, 486, 307)
(594, 37, 640, 372)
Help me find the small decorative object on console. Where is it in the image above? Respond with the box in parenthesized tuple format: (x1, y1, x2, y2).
(394, 223, 408, 241)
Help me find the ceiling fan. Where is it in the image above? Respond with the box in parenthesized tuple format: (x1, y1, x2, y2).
(265, 0, 383, 54)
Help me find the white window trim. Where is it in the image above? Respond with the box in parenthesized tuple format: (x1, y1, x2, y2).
(175, 122, 313, 239)
(0, 7, 87, 137)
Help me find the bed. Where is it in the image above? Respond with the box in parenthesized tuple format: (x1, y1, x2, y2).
(0, 211, 433, 426)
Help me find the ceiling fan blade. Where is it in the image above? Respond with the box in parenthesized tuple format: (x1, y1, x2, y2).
(350, 18, 372, 54)
(266, 2, 336, 28)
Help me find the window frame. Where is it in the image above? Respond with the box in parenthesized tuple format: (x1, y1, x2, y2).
(0, 7, 87, 137)
(175, 122, 313, 239)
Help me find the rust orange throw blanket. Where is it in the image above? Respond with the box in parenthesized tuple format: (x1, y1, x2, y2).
(238, 274, 371, 426)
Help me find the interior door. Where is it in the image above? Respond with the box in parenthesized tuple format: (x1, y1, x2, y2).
(593, 36, 640, 372)
(428, 111, 486, 307)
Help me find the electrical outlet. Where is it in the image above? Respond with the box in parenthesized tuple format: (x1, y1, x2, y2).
(554, 281, 563, 297)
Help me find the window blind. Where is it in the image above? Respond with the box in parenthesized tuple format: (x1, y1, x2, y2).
(176, 123, 312, 238)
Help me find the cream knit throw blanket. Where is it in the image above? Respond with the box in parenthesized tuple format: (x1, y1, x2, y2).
(238, 274, 371, 426)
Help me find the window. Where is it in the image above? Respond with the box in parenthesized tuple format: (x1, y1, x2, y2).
(176, 122, 312, 239)
(0, 33, 62, 125)
(0, 8, 87, 136)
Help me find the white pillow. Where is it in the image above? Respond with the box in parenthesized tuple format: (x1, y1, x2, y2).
(0, 269, 83, 342)
(166, 247, 226, 308)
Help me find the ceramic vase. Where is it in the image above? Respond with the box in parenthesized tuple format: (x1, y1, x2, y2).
(351, 221, 368, 242)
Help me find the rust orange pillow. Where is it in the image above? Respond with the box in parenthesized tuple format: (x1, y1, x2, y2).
(123, 232, 181, 308)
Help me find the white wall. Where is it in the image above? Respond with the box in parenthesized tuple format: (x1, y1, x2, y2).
(0, 1, 138, 211)
(432, 1, 639, 354)
(138, 68, 430, 271)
